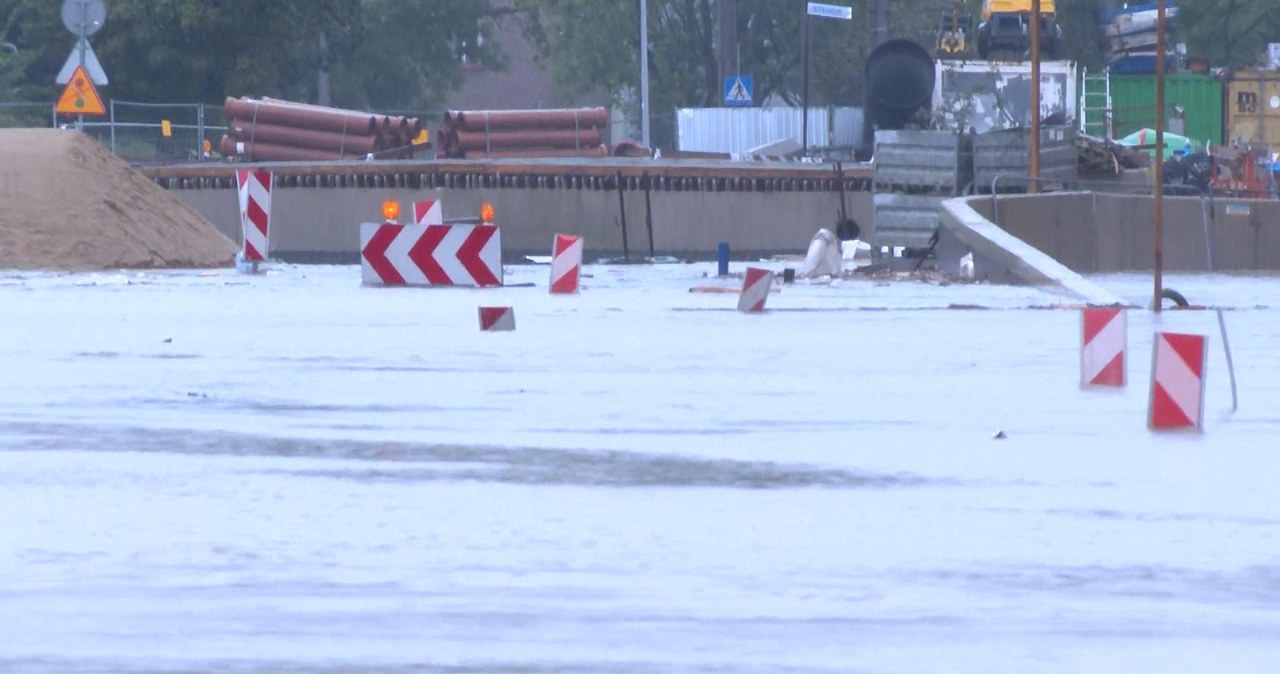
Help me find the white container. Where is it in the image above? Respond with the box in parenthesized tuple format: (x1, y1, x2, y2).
(933, 60, 1078, 134)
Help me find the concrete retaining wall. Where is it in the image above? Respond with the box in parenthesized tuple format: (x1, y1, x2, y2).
(967, 192, 1280, 272)
(173, 186, 874, 262)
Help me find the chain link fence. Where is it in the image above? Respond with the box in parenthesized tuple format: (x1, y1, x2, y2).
(0, 99, 228, 163)
(0, 102, 56, 128)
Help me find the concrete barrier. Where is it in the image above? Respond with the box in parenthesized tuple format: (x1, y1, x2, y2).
(170, 185, 874, 263)
(938, 196, 1126, 305)
(964, 191, 1280, 272)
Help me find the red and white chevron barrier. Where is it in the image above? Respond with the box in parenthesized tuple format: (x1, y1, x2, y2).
(478, 306, 516, 331)
(550, 233, 583, 294)
(738, 267, 774, 313)
(1149, 331, 1208, 431)
(413, 199, 442, 226)
(236, 169, 272, 262)
(360, 223, 502, 287)
(1081, 307, 1126, 387)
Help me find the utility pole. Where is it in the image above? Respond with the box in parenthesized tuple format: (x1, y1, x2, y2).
(640, 0, 650, 148)
(1154, 0, 1167, 313)
(802, 11, 810, 153)
(1030, 0, 1041, 193)
(872, 0, 888, 48)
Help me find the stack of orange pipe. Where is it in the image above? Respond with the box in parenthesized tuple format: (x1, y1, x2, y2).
(220, 97, 423, 162)
(438, 107, 609, 159)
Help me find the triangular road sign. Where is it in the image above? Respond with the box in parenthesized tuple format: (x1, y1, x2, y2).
(55, 65, 106, 116)
(56, 38, 109, 86)
(727, 79, 750, 101)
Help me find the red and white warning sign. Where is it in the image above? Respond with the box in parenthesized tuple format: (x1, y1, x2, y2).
(1081, 307, 1126, 387)
(738, 267, 774, 313)
(236, 169, 272, 262)
(360, 223, 502, 287)
(550, 233, 583, 294)
(1149, 331, 1208, 431)
(413, 199, 442, 226)
(478, 306, 516, 331)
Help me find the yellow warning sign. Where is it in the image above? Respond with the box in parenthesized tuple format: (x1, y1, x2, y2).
(161, 120, 172, 137)
(55, 65, 106, 116)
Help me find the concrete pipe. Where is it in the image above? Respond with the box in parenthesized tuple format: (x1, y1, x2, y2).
(864, 38, 936, 132)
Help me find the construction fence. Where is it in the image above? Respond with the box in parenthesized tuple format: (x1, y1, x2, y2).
(1, 98, 685, 163)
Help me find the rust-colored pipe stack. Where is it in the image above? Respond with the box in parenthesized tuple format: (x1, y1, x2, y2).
(220, 97, 423, 162)
(438, 107, 609, 159)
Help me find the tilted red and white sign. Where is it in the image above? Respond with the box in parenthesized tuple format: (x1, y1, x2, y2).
(738, 267, 774, 312)
(478, 306, 516, 331)
(1081, 307, 1126, 387)
(1149, 331, 1207, 431)
(414, 199, 442, 226)
(360, 223, 502, 287)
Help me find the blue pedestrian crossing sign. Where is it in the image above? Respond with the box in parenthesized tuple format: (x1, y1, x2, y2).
(723, 75, 753, 106)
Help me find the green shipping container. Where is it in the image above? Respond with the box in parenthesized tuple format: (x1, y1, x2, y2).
(1107, 73, 1223, 148)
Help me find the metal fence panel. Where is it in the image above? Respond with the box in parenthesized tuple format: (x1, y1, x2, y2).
(677, 107, 861, 154)
(0, 102, 55, 128)
(80, 100, 222, 163)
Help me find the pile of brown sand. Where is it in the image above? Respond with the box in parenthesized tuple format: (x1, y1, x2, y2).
(0, 128, 237, 271)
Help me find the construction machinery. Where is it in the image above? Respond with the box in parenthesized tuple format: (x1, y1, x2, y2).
(976, 0, 1061, 60)
(935, 2, 975, 60)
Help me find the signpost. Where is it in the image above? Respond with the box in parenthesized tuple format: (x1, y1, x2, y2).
(802, 2, 852, 154)
(723, 75, 753, 106)
(58, 0, 107, 129)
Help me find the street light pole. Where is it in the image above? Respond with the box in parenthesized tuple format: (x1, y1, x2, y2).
(1030, 0, 1041, 193)
(802, 12, 810, 154)
(1154, 0, 1166, 313)
(640, 0, 650, 149)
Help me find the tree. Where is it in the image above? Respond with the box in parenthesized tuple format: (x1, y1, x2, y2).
(0, 0, 502, 110)
(1179, 0, 1278, 70)
(515, 0, 867, 145)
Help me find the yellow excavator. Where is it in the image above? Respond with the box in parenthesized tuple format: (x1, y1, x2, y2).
(976, 0, 1062, 60)
(935, 1, 975, 59)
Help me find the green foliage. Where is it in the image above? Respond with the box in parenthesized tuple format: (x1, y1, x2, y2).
(1178, 0, 1280, 69)
(2, 0, 1279, 118)
(0, 0, 500, 109)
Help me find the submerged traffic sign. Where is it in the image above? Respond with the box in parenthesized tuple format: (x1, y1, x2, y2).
(55, 64, 106, 116)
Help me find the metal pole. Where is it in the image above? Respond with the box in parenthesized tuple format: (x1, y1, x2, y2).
(616, 171, 630, 261)
(639, 0, 650, 149)
(802, 12, 810, 154)
(872, 0, 889, 48)
(1030, 0, 1041, 193)
(1154, 0, 1166, 313)
(77, 3, 86, 131)
(197, 103, 206, 160)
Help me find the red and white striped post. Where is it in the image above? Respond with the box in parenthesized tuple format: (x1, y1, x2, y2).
(1081, 307, 1126, 387)
(1149, 331, 1208, 431)
(550, 233, 583, 294)
(738, 267, 774, 313)
(236, 169, 272, 269)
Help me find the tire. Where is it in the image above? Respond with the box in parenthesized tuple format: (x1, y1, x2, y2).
(1161, 288, 1189, 308)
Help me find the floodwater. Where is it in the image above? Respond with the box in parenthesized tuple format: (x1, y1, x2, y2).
(2, 263, 1279, 673)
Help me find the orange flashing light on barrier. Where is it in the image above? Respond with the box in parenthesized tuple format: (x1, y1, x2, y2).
(481, 202, 495, 223)
(382, 200, 401, 223)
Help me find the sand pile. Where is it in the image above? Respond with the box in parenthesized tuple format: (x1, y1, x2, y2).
(0, 128, 237, 271)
